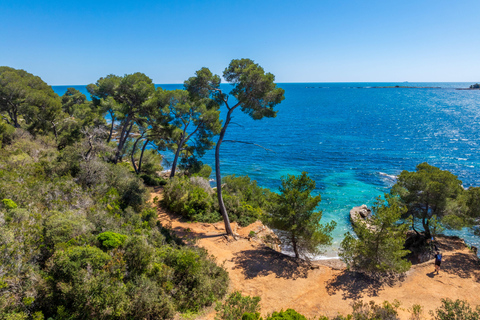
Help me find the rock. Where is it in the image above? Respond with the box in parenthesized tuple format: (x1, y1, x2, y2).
(350, 205, 375, 232)
(472, 246, 478, 255)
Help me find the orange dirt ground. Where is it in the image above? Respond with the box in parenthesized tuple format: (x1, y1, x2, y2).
(150, 188, 480, 319)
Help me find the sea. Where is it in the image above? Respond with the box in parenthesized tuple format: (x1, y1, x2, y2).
(52, 83, 480, 258)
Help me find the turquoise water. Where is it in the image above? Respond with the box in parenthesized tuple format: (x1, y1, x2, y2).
(53, 83, 480, 257)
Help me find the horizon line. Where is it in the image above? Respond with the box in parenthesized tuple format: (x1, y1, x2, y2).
(50, 81, 479, 86)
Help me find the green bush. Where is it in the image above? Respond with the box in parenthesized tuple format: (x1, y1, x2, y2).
(162, 177, 218, 222)
(267, 309, 309, 320)
(349, 300, 400, 320)
(242, 313, 262, 320)
(162, 175, 272, 226)
(161, 246, 229, 312)
(215, 291, 261, 320)
(97, 231, 127, 250)
(140, 173, 167, 186)
(0, 119, 15, 148)
(2, 199, 18, 210)
(433, 299, 480, 320)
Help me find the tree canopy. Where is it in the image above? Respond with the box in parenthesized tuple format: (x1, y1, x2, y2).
(87, 73, 155, 163)
(390, 162, 464, 238)
(148, 88, 221, 178)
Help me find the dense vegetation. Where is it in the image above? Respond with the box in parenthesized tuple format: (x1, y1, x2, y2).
(0, 127, 228, 319)
(0, 64, 232, 319)
(162, 174, 273, 227)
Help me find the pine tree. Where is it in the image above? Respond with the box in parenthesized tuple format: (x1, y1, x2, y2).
(340, 196, 411, 273)
(266, 172, 336, 259)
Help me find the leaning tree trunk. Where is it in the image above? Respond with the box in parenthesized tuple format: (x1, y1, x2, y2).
(215, 108, 235, 236)
(138, 139, 149, 173)
(107, 111, 115, 143)
(114, 119, 133, 164)
(131, 133, 144, 174)
(170, 136, 185, 179)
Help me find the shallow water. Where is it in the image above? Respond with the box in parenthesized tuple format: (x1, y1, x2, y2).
(53, 82, 480, 257)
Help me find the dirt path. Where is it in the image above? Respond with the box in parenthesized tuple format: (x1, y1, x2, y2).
(151, 188, 480, 319)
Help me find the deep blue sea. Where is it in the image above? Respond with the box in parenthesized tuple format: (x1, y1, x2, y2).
(53, 83, 480, 258)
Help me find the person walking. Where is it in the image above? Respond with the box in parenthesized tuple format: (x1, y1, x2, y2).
(434, 250, 442, 274)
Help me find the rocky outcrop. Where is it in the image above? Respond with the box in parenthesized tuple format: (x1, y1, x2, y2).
(349, 205, 375, 232)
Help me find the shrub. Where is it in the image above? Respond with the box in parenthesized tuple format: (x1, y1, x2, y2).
(2, 199, 17, 210)
(97, 231, 127, 250)
(350, 300, 400, 320)
(162, 246, 229, 312)
(432, 299, 480, 320)
(162, 177, 218, 222)
(409, 304, 423, 320)
(242, 313, 262, 320)
(267, 309, 309, 320)
(215, 291, 261, 320)
(140, 173, 167, 186)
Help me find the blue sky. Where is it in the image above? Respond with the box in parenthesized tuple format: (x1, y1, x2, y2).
(1, 0, 479, 84)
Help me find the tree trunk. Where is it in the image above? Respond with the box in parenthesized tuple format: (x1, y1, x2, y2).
(170, 136, 186, 179)
(215, 108, 235, 236)
(422, 217, 431, 239)
(114, 119, 133, 164)
(7, 103, 20, 128)
(292, 235, 299, 259)
(412, 214, 419, 235)
(131, 134, 144, 174)
(107, 111, 115, 144)
(138, 139, 149, 173)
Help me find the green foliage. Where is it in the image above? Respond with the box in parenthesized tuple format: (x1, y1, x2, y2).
(432, 299, 480, 320)
(195, 163, 213, 179)
(390, 162, 464, 237)
(140, 173, 167, 186)
(162, 175, 273, 226)
(162, 176, 218, 222)
(88, 72, 156, 163)
(148, 88, 221, 178)
(161, 246, 229, 312)
(2, 199, 17, 210)
(0, 126, 229, 319)
(242, 313, 263, 320)
(470, 83, 480, 89)
(0, 119, 15, 147)
(267, 309, 309, 320)
(349, 300, 401, 320)
(97, 231, 127, 250)
(0, 67, 62, 136)
(340, 196, 411, 273)
(215, 291, 261, 320)
(137, 149, 163, 176)
(265, 172, 336, 259)
(409, 304, 423, 320)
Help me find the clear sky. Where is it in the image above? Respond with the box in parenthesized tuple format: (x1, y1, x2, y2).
(1, 0, 479, 85)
